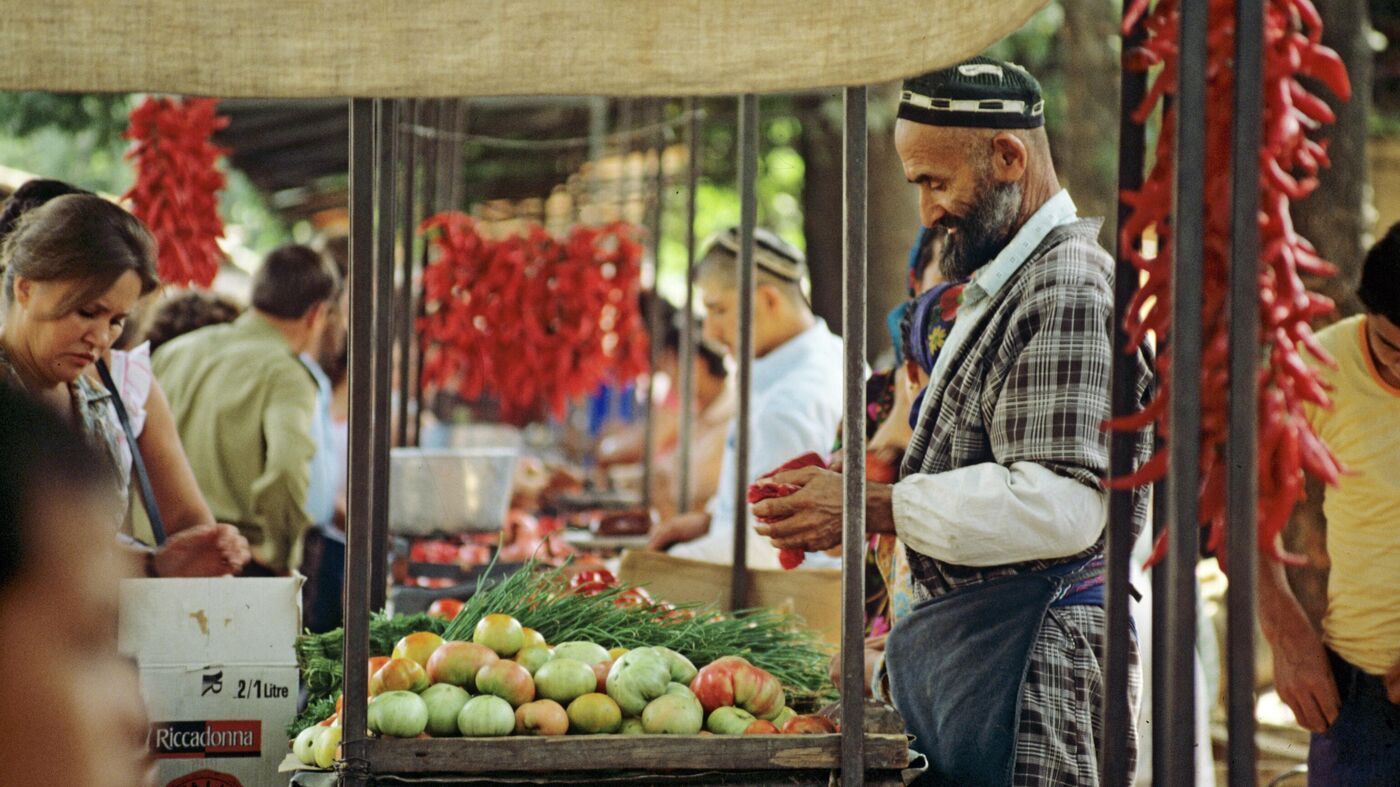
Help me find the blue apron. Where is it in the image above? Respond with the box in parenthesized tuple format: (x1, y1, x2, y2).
(886, 557, 1103, 787)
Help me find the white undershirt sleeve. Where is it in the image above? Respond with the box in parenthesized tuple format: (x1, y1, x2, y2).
(891, 461, 1106, 566)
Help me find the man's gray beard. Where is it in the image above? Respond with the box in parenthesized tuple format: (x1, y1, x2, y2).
(939, 179, 1022, 282)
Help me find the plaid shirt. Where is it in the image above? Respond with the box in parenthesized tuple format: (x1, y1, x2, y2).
(899, 218, 1154, 599)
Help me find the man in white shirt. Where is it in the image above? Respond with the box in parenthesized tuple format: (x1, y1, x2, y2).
(753, 57, 1154, 785)
(646, 226, 843, 569)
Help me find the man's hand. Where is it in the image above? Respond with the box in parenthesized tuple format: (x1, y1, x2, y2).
(751, 466, 845, 552)
(1271, 620, 1341, 733)
(1386, 655, 1400, 705)
(646, 512, 710, 552)
(152, 523, 251, 578)
(829, 635, 886, 696)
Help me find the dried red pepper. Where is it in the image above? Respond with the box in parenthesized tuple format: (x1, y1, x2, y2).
(417, 214, 648, 425)
(1110, 0, 1349, 565)
(122, 97, 229, 288)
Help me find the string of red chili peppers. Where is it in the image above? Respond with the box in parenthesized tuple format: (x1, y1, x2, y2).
(123, 97, 229, 289)
(1109, 0, 1351, 565)
(418, 213, 649, 426)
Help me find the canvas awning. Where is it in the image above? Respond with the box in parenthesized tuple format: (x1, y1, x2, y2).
(3, 0, 1046, 97)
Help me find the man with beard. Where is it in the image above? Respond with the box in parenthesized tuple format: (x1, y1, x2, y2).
(752, 56, 1153, 785)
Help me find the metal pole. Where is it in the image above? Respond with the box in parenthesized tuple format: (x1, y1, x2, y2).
(369, 98, 398, 613)
(729, 94, 757, 607)
(1104, 6, 1148, 783)
(641, 99, 665, 513)
(1226, 0, 1264, 780)
(451, 100, 469, 212)
(437, 99, 456, 213)
(396, 99, 418, 449)
(839, 84, 868, 787)
(1150, 474, 1168, 786)
(411, 100, 440, 447)
(340, 97, 376, 784)
(1166, 0, 1208, 782)
(677, 98, 700, 514)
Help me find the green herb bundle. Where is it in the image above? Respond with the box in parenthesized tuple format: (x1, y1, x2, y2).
(441, 561, 834, 698)
(289, 612, 448, 736)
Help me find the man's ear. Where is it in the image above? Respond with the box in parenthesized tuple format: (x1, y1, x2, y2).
(755, 283, 784, 313)
(304, 301, 328, 326)
(989, 132, 1028, 184)
(12, 276, 33, 307)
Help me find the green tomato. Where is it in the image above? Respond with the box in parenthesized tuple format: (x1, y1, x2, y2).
(514, 644, 555, 675)
(373, 690, 429, 738)
(641, 692, 703, 734)
(420, 683, 471, 737)
(457, 695, 516, 737)
(605, 647, 672, 716)
(551, 641, 610, 665)
(313, 724, 342, 768)
(619, 717, 646, 735)
(293, 725, 324, 765)
(566, 693, 623, 734)
(656, 647, 698, 684)
(705, 706, 757, 735)
(770, 706, 797, 729)
(533, 658, 598, 704)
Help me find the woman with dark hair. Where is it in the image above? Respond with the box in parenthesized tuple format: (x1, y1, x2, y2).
(0, 190, 249, 577)
(0, 382, 157, 787)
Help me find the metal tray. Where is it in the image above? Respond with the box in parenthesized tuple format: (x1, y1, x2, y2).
(389, 447, 518, 535)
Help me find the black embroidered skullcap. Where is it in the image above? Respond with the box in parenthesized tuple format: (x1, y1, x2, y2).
(898, 56, 1044, 130)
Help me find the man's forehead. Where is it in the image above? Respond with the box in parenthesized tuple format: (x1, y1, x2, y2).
(895, 120, 969, 166)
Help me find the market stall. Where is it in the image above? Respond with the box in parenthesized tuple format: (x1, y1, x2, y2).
(0, 0, 1355, 784)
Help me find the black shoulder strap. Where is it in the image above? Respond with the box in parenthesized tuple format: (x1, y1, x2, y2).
(96, 359, 168, 545)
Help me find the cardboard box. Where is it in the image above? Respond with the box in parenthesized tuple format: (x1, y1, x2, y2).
(119, 577, 303, 787)
(617, 550, 843, 645)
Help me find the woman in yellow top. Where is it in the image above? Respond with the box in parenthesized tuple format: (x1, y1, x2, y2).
(0, 185, 249, 577)
(1258, 221, 1400, 783)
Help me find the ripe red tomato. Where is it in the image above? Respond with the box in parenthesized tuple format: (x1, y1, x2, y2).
(428, 598, 465, 620)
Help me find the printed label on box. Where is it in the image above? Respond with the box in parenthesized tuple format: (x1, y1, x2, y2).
(151, 720, 262, 759)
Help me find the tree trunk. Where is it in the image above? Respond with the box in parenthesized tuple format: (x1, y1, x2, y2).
(1291, 0, 1373, 319)
(798, 87, 920, 363)
(1055, 0, 1121, 234)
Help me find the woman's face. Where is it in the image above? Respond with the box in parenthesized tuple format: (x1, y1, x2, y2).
(7, 271, 143, 385)
(0, 488, 153, 787)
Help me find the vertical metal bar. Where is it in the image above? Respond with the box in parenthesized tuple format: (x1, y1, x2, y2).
(677, 98, 700, 514)
(396, 99, 418, 449)
(641, 99, 665, 513)
(1226, 0, 1264, 780)
(1104, 5, 1148, 784)
(839, 84, 868, 787)
(437, 99, 456, 213)
(729, 94, 757, 607)
(340, 97, 376, 780)
(411, 100, 440, 447)
(451, 100, 469, 212)
(588, 97, 608, 163)
(368, 98, 398, 613)
(1150, 475, 1168, 786)
(1166, 0, 1207, 782)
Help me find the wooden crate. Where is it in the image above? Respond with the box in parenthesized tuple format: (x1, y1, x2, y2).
(351, 733, 910, 772)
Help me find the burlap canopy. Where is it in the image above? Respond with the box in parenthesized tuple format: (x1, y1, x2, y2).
(2, 0, 1047, 97)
